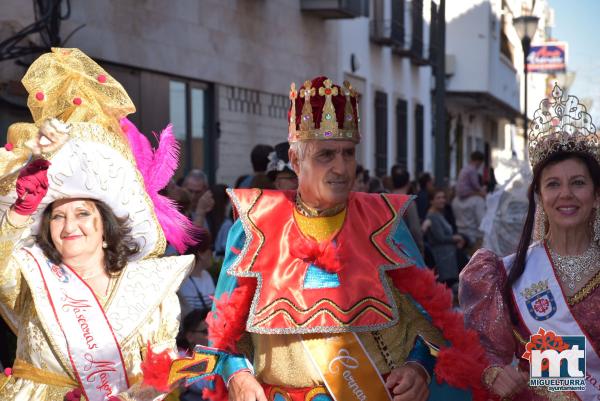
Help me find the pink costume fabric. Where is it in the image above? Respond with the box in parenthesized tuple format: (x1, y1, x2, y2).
(459, 249, 600, 401)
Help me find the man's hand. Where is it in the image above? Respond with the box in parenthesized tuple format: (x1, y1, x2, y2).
(192, 189, 215, 228)
(228, 371, 267, 401)
(385, 364, 429, 401)
(421, 219, 432, 233)
(452, 234, 466, 249)
(195, 189, 215, 216)
(489, 364, 529, 398)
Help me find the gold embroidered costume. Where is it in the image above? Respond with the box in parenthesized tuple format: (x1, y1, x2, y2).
(0, 48, 195, 401)
(0, 212, 192, 401)
(251, 208, 445, 387)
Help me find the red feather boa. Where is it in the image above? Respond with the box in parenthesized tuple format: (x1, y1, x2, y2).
(388, 266, 490, 401)
(140, 343, 174, 393)
(206, 277, 256, 352)
(203, 268, 490, 401)
(203, 278, 256, 401)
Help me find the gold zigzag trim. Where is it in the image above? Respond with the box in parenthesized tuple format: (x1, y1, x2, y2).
(568, 269, 600, 305)
(255, 304, 394, 328)
(370, 194, 400, 264)
(254, 296, 392, 317)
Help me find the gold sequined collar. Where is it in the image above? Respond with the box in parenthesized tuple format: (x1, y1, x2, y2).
(295, 193, 347, 217)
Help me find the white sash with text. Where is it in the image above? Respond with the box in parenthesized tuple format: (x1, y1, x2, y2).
(26, 247, 129, 400)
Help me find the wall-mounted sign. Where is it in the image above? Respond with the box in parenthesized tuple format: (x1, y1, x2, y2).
(527, 42, 567, 73)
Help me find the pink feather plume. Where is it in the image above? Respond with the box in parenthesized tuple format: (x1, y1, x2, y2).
(120, 118, 198, 253)
(147, 126, 179, 194)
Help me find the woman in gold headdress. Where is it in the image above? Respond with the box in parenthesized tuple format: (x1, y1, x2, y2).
(459, 85, 600, 401)
(0, 48, 194, 401)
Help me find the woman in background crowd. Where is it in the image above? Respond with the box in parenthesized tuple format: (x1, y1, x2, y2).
(178, 229, 216, 318)
(425, 189, 465, 294)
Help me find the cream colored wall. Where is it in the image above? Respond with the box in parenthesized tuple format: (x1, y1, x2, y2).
(1, 0, 340, 185)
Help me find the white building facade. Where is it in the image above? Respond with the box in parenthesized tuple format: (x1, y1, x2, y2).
(444, 0, 554, 183)
(0, 0, 441, 186)
(335, 0, 437, 178)
(0, 0, 365, 185)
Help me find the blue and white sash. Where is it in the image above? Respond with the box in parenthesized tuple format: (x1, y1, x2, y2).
(504, 243, 600, 400)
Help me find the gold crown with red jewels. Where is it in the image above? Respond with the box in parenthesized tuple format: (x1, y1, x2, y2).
(528, 84, 600, 168)
(288, 76, 360, 143)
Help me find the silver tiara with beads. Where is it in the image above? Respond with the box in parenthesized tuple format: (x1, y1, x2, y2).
(528, 84, 599, 168)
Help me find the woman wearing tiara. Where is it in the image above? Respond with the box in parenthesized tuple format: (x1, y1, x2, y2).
(459, 85, 600, 401)
(0, 48, 196, 401)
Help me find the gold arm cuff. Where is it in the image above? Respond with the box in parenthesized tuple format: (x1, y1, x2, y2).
(482, 365, 503, 389)
(12, 358, 77, 388)
(4, 209, 32, 229)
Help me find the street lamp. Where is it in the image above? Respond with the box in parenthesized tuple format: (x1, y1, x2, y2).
(513, 15, 539, 146)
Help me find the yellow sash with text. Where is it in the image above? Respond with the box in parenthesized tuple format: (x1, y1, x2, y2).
(301, 332, 392, 401)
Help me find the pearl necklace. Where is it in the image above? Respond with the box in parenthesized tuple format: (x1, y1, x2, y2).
(548, 241, 600, 290)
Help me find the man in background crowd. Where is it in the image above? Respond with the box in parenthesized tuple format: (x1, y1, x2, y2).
(182, 169, 215, 228)
(390, 165, 424, 254)
(236, 144, 274, 188)
(451, 151, 487, 252)
(266, 142, 298, 190)
(416, 172, 434, 221)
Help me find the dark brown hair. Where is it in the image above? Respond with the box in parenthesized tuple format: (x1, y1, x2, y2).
(185, 228, 213, 255)
(37, 199, 140, 273)
(506, 151, 600, 321)
(430, 187, 447, 200)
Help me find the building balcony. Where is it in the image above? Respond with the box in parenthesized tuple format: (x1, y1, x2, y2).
(300, 0, 369, 19)
(371, 0, 428, 65)
(445, 0, 521, 117)
(409, 36, 429, 66)
(446, 56, 520, 120)
(369, 19, 404, 46)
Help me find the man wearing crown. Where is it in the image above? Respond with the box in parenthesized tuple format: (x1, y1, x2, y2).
(149, 76, 489, 401)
